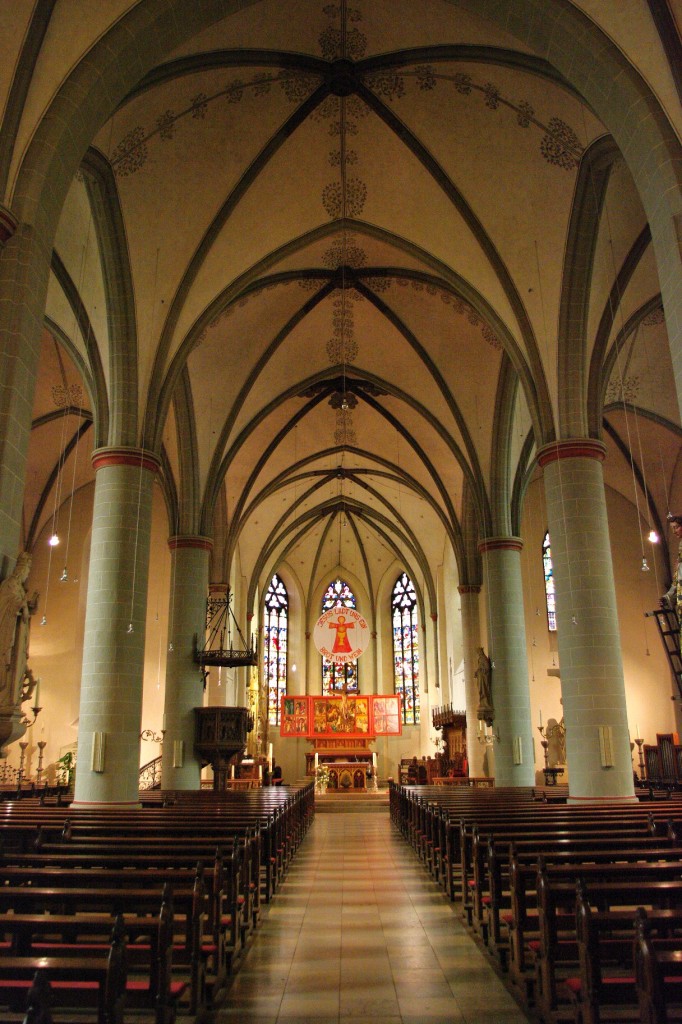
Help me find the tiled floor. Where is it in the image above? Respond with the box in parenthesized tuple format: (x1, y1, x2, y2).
(217, 810, 531, 1023)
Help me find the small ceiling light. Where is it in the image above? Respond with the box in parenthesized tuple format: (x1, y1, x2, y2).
(648, 530, 659, 544)
(48, 534, 60, 547)
(59, 568, 68, 582)
(341, 394, 349, 411)
(641, 557, 650, 572)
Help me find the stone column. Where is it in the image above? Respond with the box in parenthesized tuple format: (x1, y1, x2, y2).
(74, 447, 160, 805)
(161, 536, 211, 791)
(478, 538, 536, 787)
(538, 440, 635, 802)
(459, 585, 486, 778)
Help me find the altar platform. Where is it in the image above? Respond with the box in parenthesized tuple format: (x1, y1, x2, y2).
(314, 787, 389, 813)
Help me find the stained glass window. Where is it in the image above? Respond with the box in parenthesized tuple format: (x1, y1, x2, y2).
(264, 574, 288, 724)
(392, 572, 420, 724)
(321, 578, 358, 694)
(543, 531, 557, 632)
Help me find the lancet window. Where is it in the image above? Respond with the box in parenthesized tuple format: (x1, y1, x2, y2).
(543, 531, 557, 631)
(392, 572, 420, 724)
(264, 574, 288, 724)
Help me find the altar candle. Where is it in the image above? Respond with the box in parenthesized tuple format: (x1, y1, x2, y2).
(268, 742, 273, 769)
(314, 752, 319, 769)
(258, 764, 262, 780)
(230, 763, 235, 779)
(372, 752, 377, 769)
(478, 719, 482, 734)
(539, 708, 543, 728)
(34, 677, 40, 708)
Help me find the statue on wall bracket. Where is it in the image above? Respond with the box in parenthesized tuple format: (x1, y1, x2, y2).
(475, 645, 495, 727)
(0, 552, 40, 757)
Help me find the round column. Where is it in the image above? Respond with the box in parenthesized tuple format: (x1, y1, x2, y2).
(538, 440, 635, 802)
(478, 538, 536, 787)
(74, 447, 160, 805)
(458, 585, 486, 778)
(161, 536, 211, 790)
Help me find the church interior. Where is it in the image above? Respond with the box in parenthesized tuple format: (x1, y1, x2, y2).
(1, 1, 682, 1021)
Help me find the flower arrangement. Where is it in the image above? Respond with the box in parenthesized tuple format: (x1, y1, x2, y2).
(314, 763, 331, 791)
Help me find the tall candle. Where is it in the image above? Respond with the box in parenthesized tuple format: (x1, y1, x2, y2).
(539, 708, 543, 728)
(372, 752, 377, 768)
(34, 677, 40, 708)
(314, 752, 319, 769)
(636, 723, 641, 739)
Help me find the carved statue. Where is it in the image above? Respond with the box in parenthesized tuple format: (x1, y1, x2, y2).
(546, 717, 567, 767)
(474, 646, 494, 723)
(0, 553, 38, 707)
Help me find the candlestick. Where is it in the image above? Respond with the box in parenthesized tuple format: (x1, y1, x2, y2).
(36, 740, 46, 785)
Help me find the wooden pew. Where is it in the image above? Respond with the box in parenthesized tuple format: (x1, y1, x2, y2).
(634, 908, 682, 1024)
(0, 914, 127, 1024)
(560, 892, 682, 1024)
(0, 880, 204, 1016)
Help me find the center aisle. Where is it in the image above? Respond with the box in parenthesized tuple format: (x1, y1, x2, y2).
(218, 810, 531, 1023)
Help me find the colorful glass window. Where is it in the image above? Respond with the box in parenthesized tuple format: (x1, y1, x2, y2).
(264, 574, 288, 724)
(392, 572, 420, 724)
(543, 531, 557, 631)
(321, 578, 358, 694)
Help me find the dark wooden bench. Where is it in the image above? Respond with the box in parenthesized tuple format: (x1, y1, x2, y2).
(560, 892, 682, 1024)
(0, 914, 127, 1024)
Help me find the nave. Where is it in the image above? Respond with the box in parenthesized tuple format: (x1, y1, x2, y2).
(219, 809, 529, 1024)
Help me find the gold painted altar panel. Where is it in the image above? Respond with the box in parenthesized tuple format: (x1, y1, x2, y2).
(280, 695, 402, 738)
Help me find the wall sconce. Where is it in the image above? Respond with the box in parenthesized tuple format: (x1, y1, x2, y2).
(91, 731, 106, 773)
(599, 725, 614, 768)
(172, 740, 184, 769)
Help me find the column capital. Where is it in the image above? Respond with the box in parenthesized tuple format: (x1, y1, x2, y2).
(168, 535, 213, 552)
(457, 584, 481, 594)
(536, 438, 606, 467)
(478, 536, 523, 554)
(0, 206, 17, 250)
(91, 446, 161, 474)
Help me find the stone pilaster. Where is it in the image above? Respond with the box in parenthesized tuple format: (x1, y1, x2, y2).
(538, 440, 635, 802)
(478, 538, 536, 786)
(458, 585, 486, 778)
(74, 448, 160, 805)
(161, 536, 211, 791)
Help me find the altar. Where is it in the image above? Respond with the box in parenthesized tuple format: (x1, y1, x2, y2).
(327, 762, 368, 790)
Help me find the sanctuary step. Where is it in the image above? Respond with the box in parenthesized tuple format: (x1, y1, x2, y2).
(314, 787, 389, 813)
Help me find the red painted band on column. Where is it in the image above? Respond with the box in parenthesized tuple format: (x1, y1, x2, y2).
(92, 447, 161, 474)
(168, 535, 213, 552)
(477, 537, 523, 554)
(457, 585, 481, 594)
(536, 438, 606, 467)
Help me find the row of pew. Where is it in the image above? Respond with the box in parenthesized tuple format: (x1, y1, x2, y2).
(390, 782, 682, 1024)
(0, 782, 315, 1022)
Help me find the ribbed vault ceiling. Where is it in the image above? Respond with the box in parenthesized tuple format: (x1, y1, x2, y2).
(16, 0, 681, 614)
